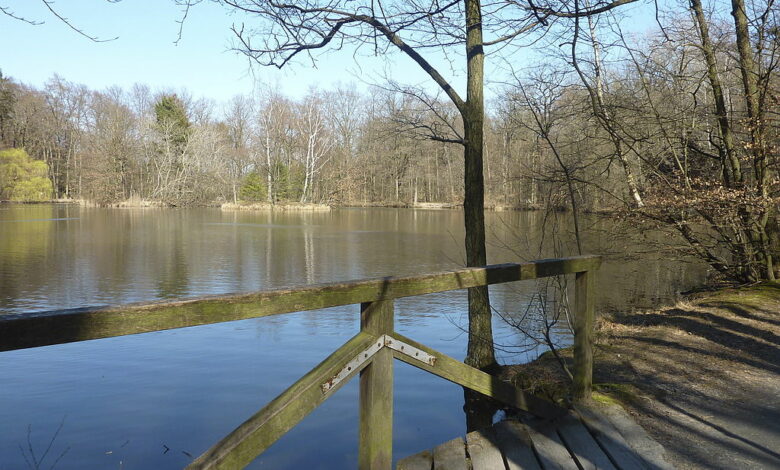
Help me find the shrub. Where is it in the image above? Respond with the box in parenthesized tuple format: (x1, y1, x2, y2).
(0, 148, 53, 201)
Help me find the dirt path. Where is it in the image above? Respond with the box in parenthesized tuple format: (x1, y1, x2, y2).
(505, 283, 780, 469)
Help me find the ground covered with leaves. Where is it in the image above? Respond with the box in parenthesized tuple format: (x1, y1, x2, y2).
(502, 283, 780, 469)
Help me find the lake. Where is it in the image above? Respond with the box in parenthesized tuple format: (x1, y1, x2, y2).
(0, 204, 708, 469)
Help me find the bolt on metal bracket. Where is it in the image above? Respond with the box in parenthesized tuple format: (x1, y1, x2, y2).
(321, 334, 436, 394)
(321, 337, 385, 394)
(382, 335, 436, 366)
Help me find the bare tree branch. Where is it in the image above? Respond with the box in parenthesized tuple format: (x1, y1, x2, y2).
(1, 5, 43, 25)
(40, 0, 118, 42)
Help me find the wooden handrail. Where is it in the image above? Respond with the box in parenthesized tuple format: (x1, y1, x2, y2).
(0, 255, 601, 470)
(0, 255, 601, 352)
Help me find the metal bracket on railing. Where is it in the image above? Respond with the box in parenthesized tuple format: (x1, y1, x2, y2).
(382, 335, 436, 366)
(321, 337, 385, 394)
(321, 334, 436, 394)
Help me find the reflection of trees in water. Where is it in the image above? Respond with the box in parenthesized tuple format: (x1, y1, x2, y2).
(304, 229, 315, 285)
(17, 416, 70, 470)
(0, 205, 56, 309)
(154, 214, 191, 299)
(1, 206, 707, 318)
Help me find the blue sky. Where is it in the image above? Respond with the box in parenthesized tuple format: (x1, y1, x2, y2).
(1, 1, 660, 105)
(0, 1, 454, 102)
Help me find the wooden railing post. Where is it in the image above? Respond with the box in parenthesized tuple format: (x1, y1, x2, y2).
(359, 300, 394, 470)
(573, 268, 596, 402)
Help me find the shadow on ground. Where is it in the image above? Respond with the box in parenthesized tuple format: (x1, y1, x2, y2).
(593, 285, 780, 469)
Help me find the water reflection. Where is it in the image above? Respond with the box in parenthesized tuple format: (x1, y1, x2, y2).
(0, 205, 709, 469)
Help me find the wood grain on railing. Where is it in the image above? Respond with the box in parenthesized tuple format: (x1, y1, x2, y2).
(0, 256, 601, 352)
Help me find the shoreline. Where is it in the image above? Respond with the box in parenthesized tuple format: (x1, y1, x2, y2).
(220, 202, 331, 212)
(4, 198, 558, 212)
(501, 283, 780, 469)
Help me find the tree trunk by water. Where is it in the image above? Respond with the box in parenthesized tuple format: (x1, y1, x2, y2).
(463, 0, 496, 372)
(690, 0, 742, 186)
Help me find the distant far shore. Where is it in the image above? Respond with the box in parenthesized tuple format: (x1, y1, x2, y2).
(2, 198, 552, 212)
(221, 202, 331, 212)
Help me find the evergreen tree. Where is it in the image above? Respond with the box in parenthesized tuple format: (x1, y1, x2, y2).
(154, 94, 190, 149)
(0, 71, 15, 146)
(239, 171, 267, 202)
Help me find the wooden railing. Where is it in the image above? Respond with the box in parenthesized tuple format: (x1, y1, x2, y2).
(0, 255, 601, 470)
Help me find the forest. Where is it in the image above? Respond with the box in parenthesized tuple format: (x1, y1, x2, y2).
(0, 1, 778, 283)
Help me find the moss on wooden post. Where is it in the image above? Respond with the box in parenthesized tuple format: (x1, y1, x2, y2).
(573, 269, 596, 402)
(359, 300, 394, 470)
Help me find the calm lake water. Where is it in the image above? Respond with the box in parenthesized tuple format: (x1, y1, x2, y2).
(0, 204, 708, 469)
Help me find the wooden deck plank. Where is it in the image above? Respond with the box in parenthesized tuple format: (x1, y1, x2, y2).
(397, 450, 433, 470)
(433, 437, 468, 470)
(397, 406, 667, 470)
(466, 428, 506, 470)
(587, 404, 675, 470)
(494, 420, 542, 470)
(525, 421, 580, 470)
(556, 413, 617, 470)
(575, 406, 651, 470)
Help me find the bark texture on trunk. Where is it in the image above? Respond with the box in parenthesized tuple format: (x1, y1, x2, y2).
(463, 0, 496, 371)
(691, 0, 742, 186)
(731, 0, 767, 196)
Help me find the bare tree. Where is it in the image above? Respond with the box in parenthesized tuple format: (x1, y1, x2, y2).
(295, 89, 333, 203)
(222, 94, 254, 203)
(254, 87, 294, 202)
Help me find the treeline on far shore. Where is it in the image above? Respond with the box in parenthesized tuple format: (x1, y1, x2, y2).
(1, 0, 779, 282)
(0, 74, 573, 210)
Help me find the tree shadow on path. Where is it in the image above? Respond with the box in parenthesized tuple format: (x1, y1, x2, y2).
(592, 285, 780, 469)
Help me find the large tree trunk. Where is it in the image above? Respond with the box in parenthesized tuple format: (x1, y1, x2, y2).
(730, 0, 774, 280)
(463, 0, 499, 433)
(731, 0, 767, 196)
(690, 0, 774, 281)
(690, 0, 742, 186)
(463, 0, 496, 372)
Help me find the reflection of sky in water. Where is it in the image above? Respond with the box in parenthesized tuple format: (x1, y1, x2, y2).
(0, 205, 708, 469)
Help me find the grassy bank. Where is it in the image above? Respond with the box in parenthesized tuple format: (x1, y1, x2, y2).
(221, 202, 331, 211)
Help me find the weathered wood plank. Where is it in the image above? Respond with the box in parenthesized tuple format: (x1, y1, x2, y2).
(573, 406, 651, 470)
(466, 427, 506, 470)
(396, 450, 433, 470)
(186, 332, 379, 470)
(573, 269, 596, 402)
(389, 332, 566, 419)
(433, 437, 468, 470)
(493, 420, 542, 470)
(589, 404, 675, 470)
(524, 421, 579, 470)
(359, 301, 394, 470)
(555, 414, 617, 470)
(0, 256, 601, 352)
